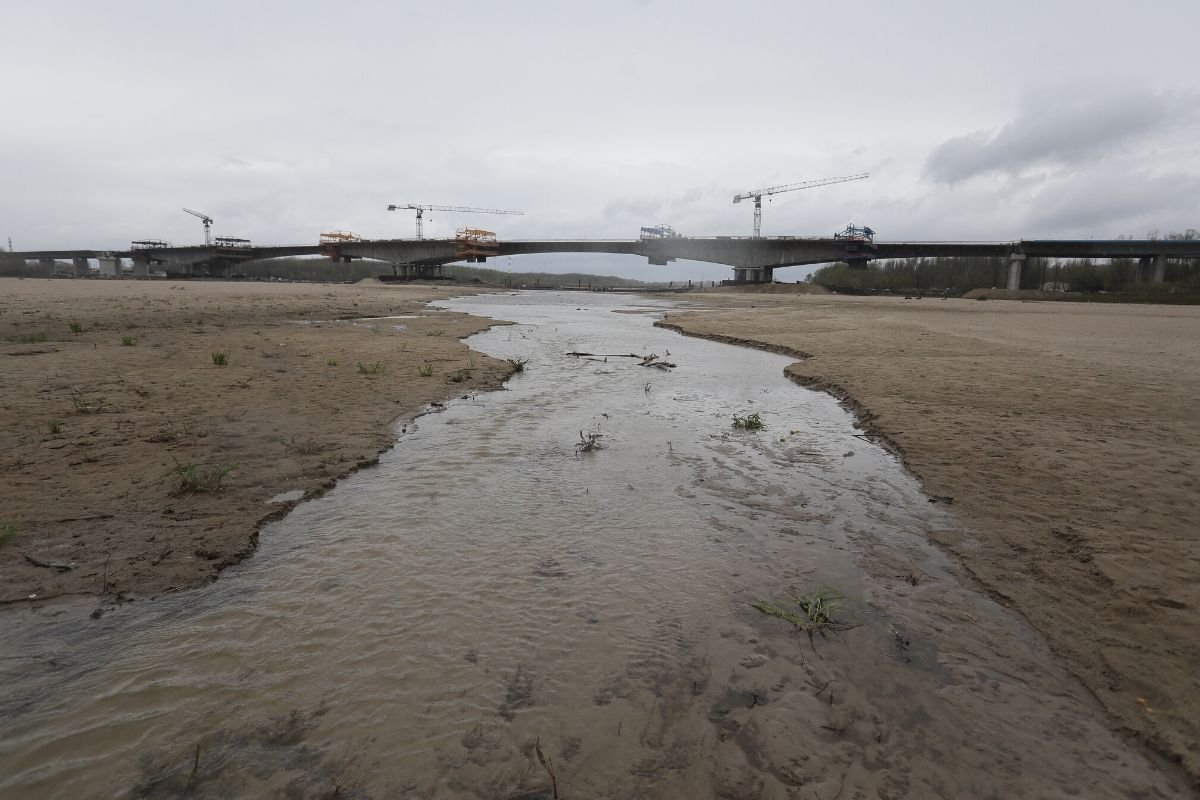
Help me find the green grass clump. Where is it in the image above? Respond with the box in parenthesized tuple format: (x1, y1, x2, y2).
(47, 420, 62, 435)
(326, 358, 337, 366)
(732, 412, 764, 430)
(507, 357, 529, 372)
(425, 329, 446, 337)
(357, 361, 384, 374)
(121, 336, 136, 346)
(171, 460, 234, 494)
(417, 363, 434, 377)
(211, 351, 229, 366)
(576, 430, 603, 453)
(70, 392, 102, 415)
(0, 524, 17, 547)
(752, 586, 856, 646)
(6, 332, 47, 344)
(446, 368, 469, 383)
(69, 322, 84, 335)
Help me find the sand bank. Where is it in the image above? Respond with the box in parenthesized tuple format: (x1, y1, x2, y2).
(0, 278, 511, 605)
(659, 291, 1200, 783)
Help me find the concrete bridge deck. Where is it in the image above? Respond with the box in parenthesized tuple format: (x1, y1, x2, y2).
(14, 236, 1200, 286)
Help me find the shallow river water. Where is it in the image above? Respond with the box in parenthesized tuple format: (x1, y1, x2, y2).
(0, 292, 1187, 799)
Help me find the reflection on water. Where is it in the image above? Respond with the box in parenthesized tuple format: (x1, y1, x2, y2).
(0, 292, 1184, 799)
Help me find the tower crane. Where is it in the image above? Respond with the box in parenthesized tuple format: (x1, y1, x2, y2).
(182, 208, 214, 246)
(386, 204, 524, 239)
(733, 173, 868, 238)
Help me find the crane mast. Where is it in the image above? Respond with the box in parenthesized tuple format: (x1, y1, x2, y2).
(386, 204, 525, 239)
(182, 207, 214, 246)
(732, 173, 869, 237)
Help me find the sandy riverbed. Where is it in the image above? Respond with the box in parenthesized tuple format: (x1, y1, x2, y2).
(659, 290, 1200, 784)
(3, 279, 1197, 789)
(0, 278, 511, 605)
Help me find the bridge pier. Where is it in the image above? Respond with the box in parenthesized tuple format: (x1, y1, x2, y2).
(131, 259, 150, 278)
(1006, 252, 1026, 291)
(1138, 254, 1167, 284)
(98, 257, 121, 277)
(732, 267, 768, 283)
(72, 257, 90, 277)
(37, 258, 56, 275)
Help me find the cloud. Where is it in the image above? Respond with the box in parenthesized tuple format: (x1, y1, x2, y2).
(924, 83, 1196, 183)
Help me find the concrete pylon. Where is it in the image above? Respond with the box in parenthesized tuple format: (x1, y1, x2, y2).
(98, 257, 121, 277)
(1152, 254, 1166, 284)
(38, 258, 56, 274)
(131, 259, 150, 278)
(1006, 252, 1026, 291)
(72, 257, 90, 277)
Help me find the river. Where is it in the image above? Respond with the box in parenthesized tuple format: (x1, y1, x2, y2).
(0, 292, 1185, 799)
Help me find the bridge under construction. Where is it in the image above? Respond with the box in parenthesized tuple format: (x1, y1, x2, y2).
(12, 234, 1200, 290)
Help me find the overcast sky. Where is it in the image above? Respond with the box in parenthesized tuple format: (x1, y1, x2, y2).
(3, 0, 1198, 280)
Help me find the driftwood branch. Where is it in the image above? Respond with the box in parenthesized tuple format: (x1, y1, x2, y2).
(24, 554, 73, 572)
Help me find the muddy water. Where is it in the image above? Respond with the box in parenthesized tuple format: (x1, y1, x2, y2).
(0, 292, 1186, 799)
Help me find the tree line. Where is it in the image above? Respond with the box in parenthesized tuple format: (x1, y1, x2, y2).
(809, 230, 1200, 295)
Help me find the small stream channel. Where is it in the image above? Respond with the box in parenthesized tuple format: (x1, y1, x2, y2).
(0, 292, 1186, 799)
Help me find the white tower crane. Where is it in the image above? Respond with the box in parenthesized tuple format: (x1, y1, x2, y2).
(386, 204, 524, 239)
(182, 208, 214, 246)
(733, 173, 869, 238)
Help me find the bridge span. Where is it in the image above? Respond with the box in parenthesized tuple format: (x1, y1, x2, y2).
(13, 236, 1200, 288)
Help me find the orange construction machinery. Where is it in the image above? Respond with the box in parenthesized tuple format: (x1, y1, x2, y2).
(319, 230, 362, 259)
(455, 227, 498, 262)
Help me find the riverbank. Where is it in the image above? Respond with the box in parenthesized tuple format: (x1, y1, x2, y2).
(658, 291, 1200, 783)
(0, 278, 511, 606)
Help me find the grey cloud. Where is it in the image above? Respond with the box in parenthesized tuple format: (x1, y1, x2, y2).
(1024, 170, 1200, 236)
(925, 85, 1195, 184)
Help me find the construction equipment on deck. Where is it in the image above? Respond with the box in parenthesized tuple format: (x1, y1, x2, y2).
(834, 223, 875, 242)
(386, 204, 524, 239)
(455, 227, 499, 262)
(319, 230, 362, 243)
(319, 231, 362, 260)
(835, 223, 877, 265)
(214, 236, 252, 248)
(639, 224, 681, 240)
(733, 173, 869, 237)
(182, 208, 214, 245)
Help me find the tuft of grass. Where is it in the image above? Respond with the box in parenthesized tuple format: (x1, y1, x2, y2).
(425, 329, 446, 337)
(576, 429, 603, 454)
(507, 357, 529, 372)
(752, 586, 857, 648)
(357, 361, 384, 374)
(0, 524, 17, 547)
(69, 391, 103, 415)
(47, 419, 62, 435)
(285, 435, 325, 455)
(170, 460, 234, 494)
(417, 362, 434, 377)
(732, 412, 764, 430)
(326, 358, 337, 366)
(120, 335, 136, 346)
(446, 368, 469, 383)
(69, 322, 84, 335)
(6, 332, 47, 344)
(211, 351, 229, 366)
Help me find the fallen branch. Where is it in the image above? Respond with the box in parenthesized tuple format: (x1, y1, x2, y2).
(24, 554, 73, 572)
(566, 352, 643, 358)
